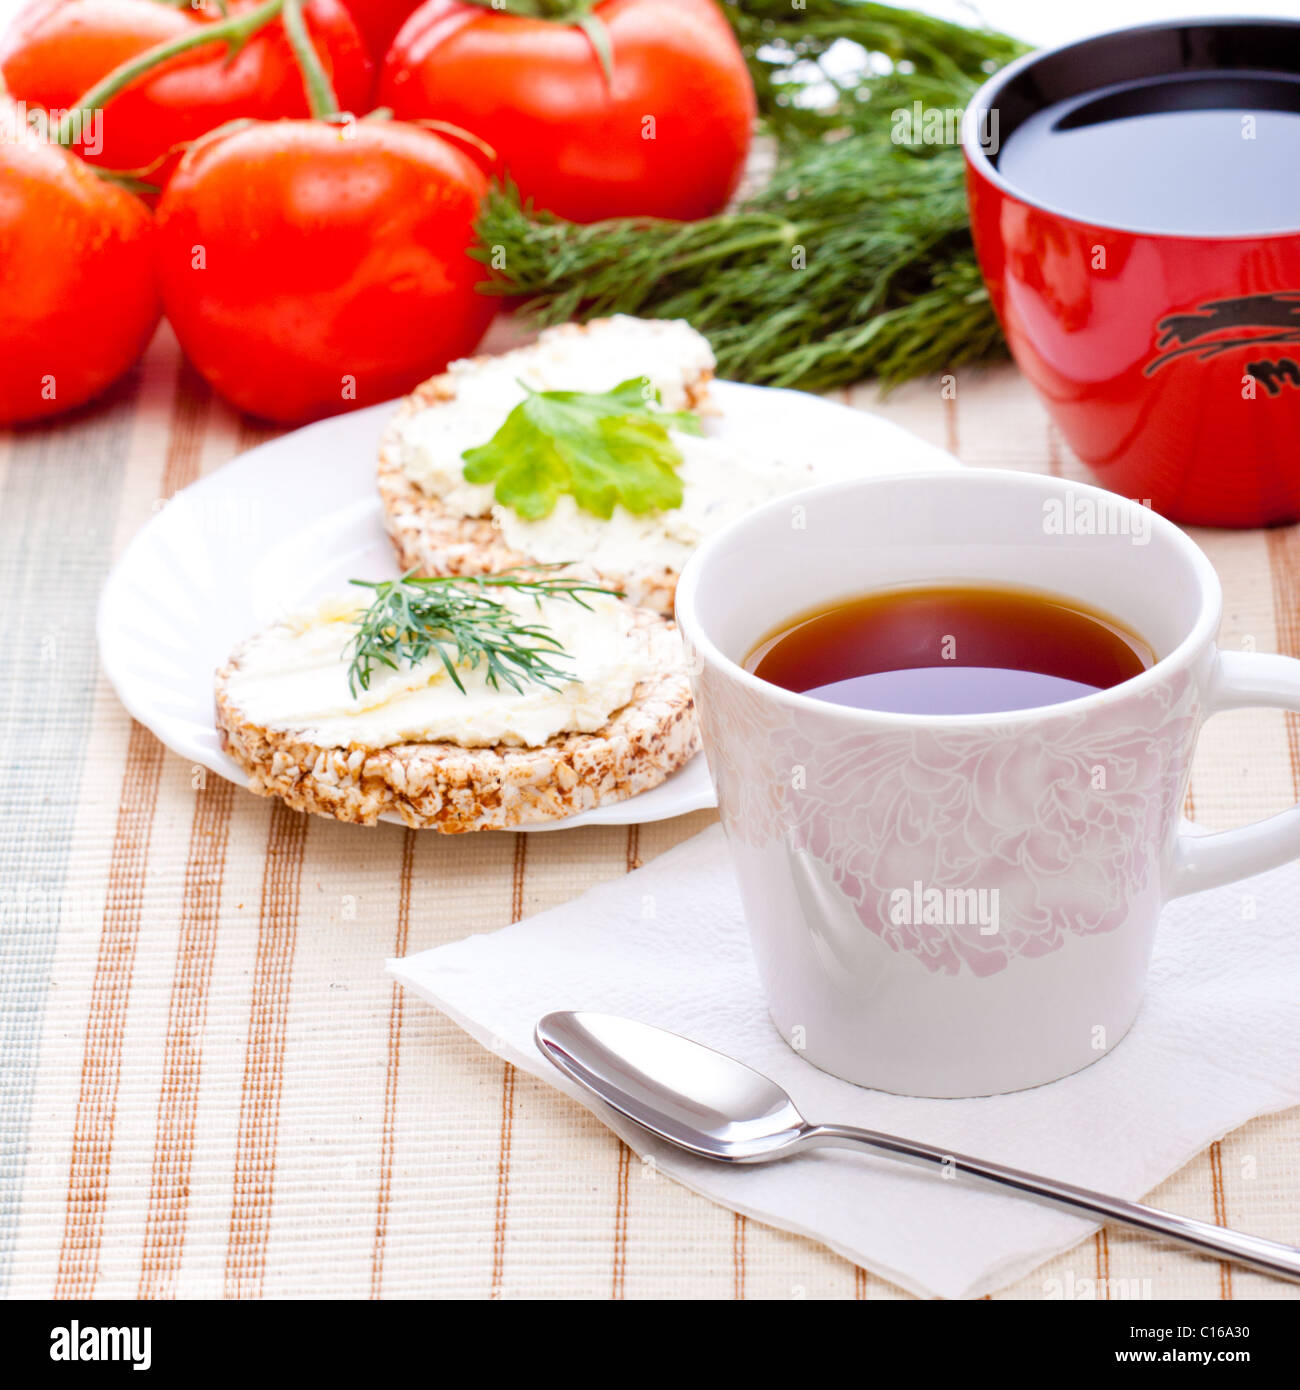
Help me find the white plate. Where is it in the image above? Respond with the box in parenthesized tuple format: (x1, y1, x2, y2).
(97, 381, 960, 830)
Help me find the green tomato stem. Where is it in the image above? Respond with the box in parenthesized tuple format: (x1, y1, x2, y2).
(461, 0, 598, 18)
(88, 166, 162, 197)
(574, 14, 614, 88)
(281, 0, 340, 119)
(53, 0, 341, 146)
(55, 0, 284, 145)
(454, 2, 612, 84)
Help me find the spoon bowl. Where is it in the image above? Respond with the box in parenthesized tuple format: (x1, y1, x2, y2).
(535, 1009, 1300, 1285)
(535, 1010, 806, 1161)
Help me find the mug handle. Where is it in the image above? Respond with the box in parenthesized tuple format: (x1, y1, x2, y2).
(1171, 650, 1300, 897)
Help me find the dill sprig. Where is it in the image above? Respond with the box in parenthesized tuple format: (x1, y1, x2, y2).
(344, 569, 621, 698)
(471, 1, 1028, 392)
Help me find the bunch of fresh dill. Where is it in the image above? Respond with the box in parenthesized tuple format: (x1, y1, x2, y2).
(344, 570, 619, 697)
(472, 1, 1028, 391)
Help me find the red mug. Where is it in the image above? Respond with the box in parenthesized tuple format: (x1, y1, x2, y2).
(963, 18, 1300, 528)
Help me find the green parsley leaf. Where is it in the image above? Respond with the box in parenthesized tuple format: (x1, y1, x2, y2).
(461, 377, 702, 521)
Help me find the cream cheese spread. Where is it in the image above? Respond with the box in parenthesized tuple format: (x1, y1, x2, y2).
(224, 590, 670, 750)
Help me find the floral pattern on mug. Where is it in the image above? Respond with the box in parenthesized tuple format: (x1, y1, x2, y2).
(692, 655, 1199, 977)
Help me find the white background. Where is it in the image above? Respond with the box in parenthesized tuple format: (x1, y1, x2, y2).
(931, 1, 1300, 46)
(2, 2, 1299, 57)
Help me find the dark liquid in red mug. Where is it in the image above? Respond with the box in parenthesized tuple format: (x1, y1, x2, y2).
(995, 74, 1300, 235)
(746, 585, 1155, 717)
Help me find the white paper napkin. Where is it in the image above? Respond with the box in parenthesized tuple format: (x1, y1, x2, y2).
(389, 824, 1300, 1299)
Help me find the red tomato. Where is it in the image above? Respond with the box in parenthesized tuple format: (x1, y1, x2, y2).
(380, 0, 755, 222)
(0, 0, 372, 175)
(0, 119, 160, 423)
(154, 118, 496, 423)
(338, 0, 421, 64)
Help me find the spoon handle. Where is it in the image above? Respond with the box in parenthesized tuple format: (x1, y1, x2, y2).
(804, 1122, 1300, 1284)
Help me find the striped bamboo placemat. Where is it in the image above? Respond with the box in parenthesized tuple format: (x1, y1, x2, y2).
(1, 322, 1297, 1300)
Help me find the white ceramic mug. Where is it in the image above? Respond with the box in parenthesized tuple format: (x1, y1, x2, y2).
(674, 469, 1300, 1097)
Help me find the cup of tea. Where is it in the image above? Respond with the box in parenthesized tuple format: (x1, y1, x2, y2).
(674, 469, 1300, 1097)
(963, 18, 1300, 528)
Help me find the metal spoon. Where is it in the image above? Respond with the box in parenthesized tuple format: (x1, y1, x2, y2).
(535, 1010, 1300, 1285)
